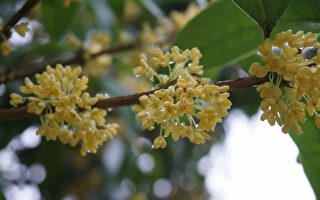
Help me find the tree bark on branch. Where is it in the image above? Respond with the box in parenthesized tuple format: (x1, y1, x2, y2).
(0, 76, 268, 121)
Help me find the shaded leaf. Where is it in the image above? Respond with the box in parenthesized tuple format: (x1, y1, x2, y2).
(290, 118, 320, 198)
(274, 0, 320, 33)
(174, 0, 263, 78)
(0, 192, 5, 200)
(233, 0, 290, 37)
(107, 0, 126, 17)
(41, 0, 81, 41)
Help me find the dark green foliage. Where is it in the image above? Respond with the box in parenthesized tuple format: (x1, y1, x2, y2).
(233, 0, 290, 37)
(175, 0, 263, 78)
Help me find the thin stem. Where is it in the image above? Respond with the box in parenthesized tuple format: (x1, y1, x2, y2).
(0, 75, 268, 121)
(160, 122, 164, 136)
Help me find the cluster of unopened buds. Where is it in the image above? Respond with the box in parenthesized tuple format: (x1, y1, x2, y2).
(249, 30, 320, 134)
(1, 22, 29, 56)
(132, 46, 231, 148)
(10, 64, 118, 155)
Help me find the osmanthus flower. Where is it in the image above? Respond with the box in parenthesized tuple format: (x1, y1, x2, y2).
(132, 46, 231, 148)
(9, 64, 118, 156)
(249, 30, 320, 134)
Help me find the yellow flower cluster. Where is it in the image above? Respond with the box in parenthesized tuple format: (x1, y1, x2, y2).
(10, 64, 118, 155)
(133, 46, 203, 86)
(1, 22, 29, 56)
(124, 3, 202, 67)
(132, 46, 231, 148)
(249, 30, 320, 134)
(66, 32, 113, 77)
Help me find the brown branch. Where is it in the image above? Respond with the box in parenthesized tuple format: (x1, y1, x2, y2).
(0, 76, 268, 121)
(90, 42, 139, 58)
(58, 42, 140, 65)
(0, 106, 36, 121)
(1, 0, 40, 39)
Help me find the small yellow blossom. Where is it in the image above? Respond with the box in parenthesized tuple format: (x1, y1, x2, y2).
(179, 86, 202, 105)
(14, 22, 29, 37)
(281, 101, 305, 134)
(140, 23, 158, 45)
(66, 33, 82, 47)
(153, 136, 167, 149)
(91, 32, 111, 49)
(177, 101, 194, 115)
(188, 63, 203, 76)
(249, 63, 268, 78)
(151, 48, 171, 67)
(122, 0, 141, 22)
(171, 46, 190, 63)
(177, 72, 198, 88)
(9, 93, 23, 107)
(133, 54, 156, 81)
(1, 40, 13, 56)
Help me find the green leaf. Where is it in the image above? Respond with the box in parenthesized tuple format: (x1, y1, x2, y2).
(174, 0, 263, 78)
(107, 0, 126, 17)
(0, 192, 5, 200)
(290, 118, 320, 197)
(232, 0, 290, 37)
(274, 0, 320, 33)
(41, 0, 81, 41)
